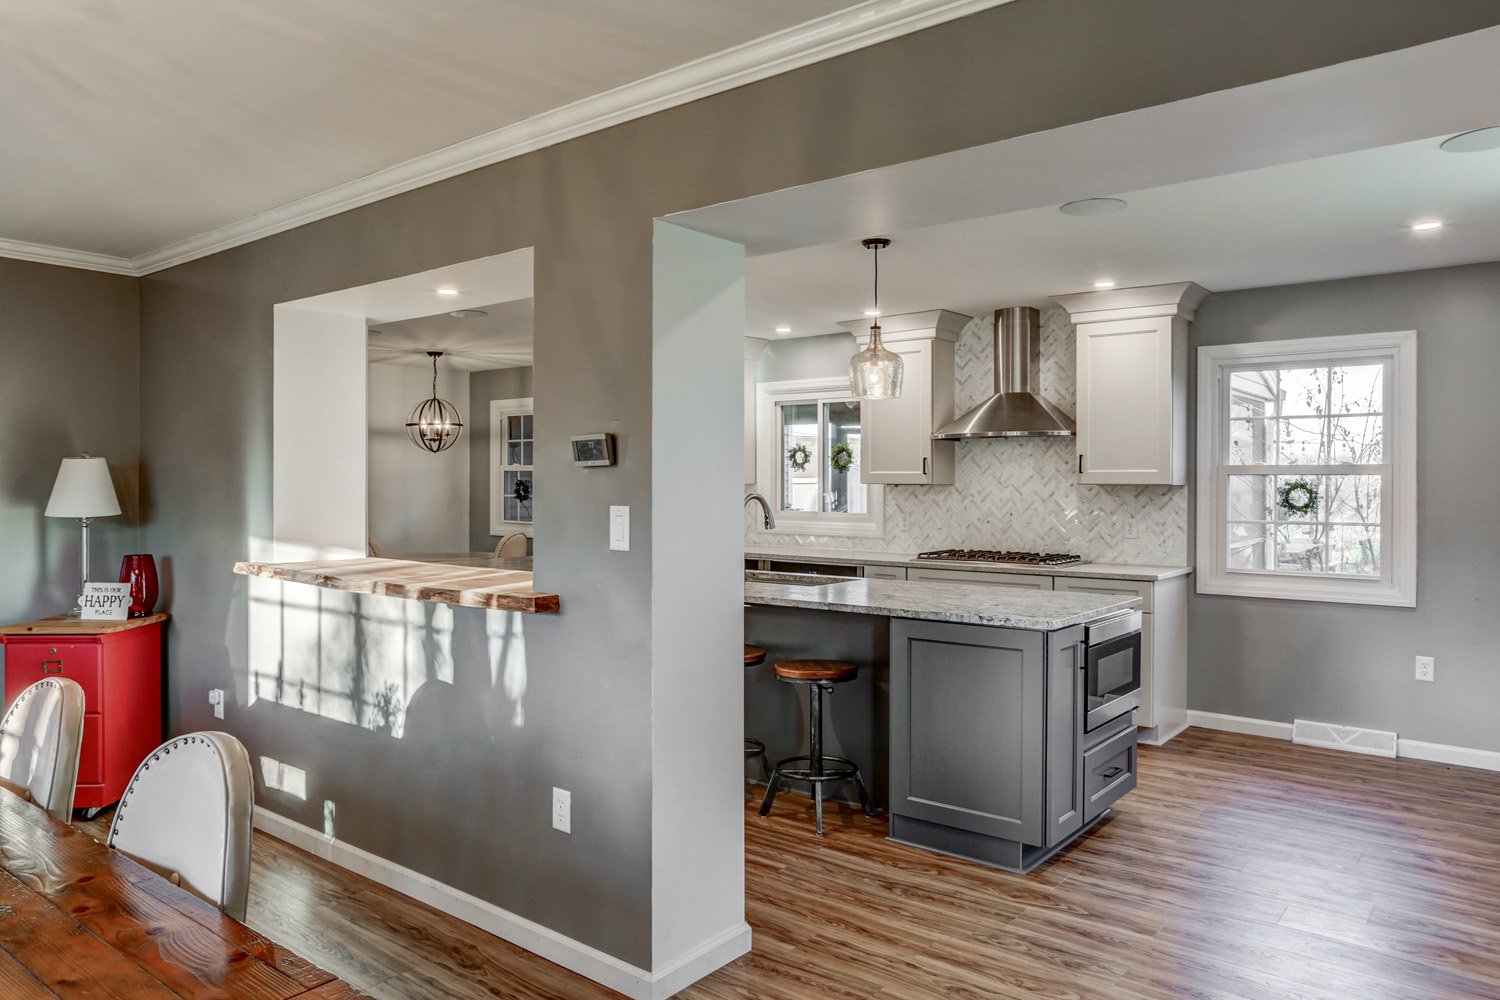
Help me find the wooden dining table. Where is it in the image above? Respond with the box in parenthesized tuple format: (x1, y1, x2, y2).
(0, 787, 369, 999)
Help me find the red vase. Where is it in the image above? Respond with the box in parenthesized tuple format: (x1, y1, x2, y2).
(118, 554, 159, 618)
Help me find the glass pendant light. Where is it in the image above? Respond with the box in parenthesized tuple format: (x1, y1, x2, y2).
(407, 351, 464, 452)
(848, 237, 903, 399)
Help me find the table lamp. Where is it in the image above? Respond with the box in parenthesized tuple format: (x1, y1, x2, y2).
(45, 455, 122, 596)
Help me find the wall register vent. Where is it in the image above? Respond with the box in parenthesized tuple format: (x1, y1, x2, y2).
(1292, 719, 1398, 759)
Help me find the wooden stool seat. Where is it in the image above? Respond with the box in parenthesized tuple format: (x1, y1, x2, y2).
(744, 645, 768, 666)
(773, 659, 857, 683)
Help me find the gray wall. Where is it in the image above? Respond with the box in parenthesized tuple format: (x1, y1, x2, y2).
(0, 259, 139, 624)
(1189, 261, 1500, 752)
(369, 362, 470, 553)
(129, 0, 1500, 970)
(468, 366, 533, 553)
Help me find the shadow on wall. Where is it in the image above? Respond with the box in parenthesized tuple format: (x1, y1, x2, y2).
(245, 579, 529, 741)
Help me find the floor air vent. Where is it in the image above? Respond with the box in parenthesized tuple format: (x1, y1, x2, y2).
(1292, 719, 1398, 758)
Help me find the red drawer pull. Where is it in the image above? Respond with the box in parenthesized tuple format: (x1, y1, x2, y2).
(41, 660, 63, 674)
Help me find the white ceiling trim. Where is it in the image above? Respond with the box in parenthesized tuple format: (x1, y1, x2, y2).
(0, 0, 1011, 278)
(0, 236, 135, 276)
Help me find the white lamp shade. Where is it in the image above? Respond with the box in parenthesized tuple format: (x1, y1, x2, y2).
(45, 457, 122, 519)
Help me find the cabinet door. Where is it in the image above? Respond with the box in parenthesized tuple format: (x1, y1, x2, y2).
(860, 341, 931, 483)
(891, 620, 1045, 846)
(907, 567, 1053, 589)
(1045, 628, 1085, 847)
(1076, 317, 1184, 485)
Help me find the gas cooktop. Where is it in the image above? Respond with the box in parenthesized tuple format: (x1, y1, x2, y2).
(915, 549, 1087, 567)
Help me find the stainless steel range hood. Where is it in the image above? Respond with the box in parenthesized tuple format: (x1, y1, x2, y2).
(932, 306, 1075, 439)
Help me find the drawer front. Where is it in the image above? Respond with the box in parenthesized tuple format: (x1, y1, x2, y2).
(4, 640, 103, 707)
(907, 567, 1053, 589)
(78, 714, 104, 785)
(1054, 577, 1153, 613)
(1082, 723, 1138, 822)
(862, 564, 908, 581)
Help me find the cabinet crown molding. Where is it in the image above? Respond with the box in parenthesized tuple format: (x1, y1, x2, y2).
(1052, 282, 1210, 324)
(840, 308, 971, 345)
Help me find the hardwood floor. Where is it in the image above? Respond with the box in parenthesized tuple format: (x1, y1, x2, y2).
(77, 729, 1500, 998)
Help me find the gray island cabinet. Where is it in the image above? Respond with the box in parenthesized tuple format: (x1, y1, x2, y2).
(889, 619, 1134, 872)
(744, 577, 1142, 873)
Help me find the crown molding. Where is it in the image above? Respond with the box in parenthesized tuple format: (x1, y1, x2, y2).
(0, 237, 136, 276)
(0, 0, 1010, 278)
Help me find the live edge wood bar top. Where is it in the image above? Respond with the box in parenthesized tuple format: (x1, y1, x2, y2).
(233, 557, 560, 613)
(0, 787, 370, 998)
(0, 612, 169, 636)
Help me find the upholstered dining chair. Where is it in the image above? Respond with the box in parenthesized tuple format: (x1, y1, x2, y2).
(0, 677, 86, 822)
(107, 731, 254, 920)
(495, 532, 528, 558)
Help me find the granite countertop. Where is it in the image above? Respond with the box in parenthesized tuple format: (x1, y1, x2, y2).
(745, 545, 1191, 583)
(744, 577, 1140, 631)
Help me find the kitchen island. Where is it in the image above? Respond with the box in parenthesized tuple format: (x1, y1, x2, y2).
(744, 576, 1141, 873)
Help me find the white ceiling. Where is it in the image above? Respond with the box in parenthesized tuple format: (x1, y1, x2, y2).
(0, 0, 1003, 270)
(663, 26, 1500, 339)
(369, 298, 534, 371)
(741, 135, 1500, 338)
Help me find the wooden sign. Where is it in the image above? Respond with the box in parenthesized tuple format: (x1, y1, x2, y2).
(79, 582, 130, 620)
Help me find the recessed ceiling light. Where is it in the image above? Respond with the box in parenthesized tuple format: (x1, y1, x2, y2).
(1411, 220, 1443, 232)
(774, 325, 792, 334)
(1440, 126, 1500, 153)
(864, 309, 880, 317)
(1059, 197, 1127, 216)
(1093, 279, 1117, 289)
(435, 286, 460, 297)
(449, 309, 489, 318)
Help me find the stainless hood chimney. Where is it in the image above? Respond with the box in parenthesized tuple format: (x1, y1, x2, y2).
(932, 307, 1075, 439)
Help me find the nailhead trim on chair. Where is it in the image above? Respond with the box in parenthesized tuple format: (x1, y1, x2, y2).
(109, 734, 224, 836)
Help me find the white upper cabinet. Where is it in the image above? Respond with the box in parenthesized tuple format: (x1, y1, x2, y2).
(743, 338, 767, 486)
(1053, 283, 1208, 486)
(839, 310, 967, 485)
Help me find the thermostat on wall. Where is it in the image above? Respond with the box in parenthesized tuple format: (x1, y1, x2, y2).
(571, 433, 616, 467)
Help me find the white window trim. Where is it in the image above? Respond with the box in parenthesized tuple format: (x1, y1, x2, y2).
(489, 397, 535, 536)
(1195, 331, 1416, 607)
(755, 377, 884, 537)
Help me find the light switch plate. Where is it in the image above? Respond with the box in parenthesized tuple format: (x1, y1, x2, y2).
(609, 505, 630, 551)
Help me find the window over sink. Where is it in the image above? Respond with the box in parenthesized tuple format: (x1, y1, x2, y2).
(755, 377, 884, 536)
(1196, 332, 1416, 606)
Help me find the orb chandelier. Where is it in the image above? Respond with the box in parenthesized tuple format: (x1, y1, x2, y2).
(848, 237, 904, 399)
(407, 351, 464, 453)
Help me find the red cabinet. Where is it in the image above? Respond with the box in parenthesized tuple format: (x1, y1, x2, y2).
(1, 614, 165, 812)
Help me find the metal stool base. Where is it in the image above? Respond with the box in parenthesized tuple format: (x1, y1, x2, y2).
(759, 753, 876, 835)
(744, 737, 770, 779)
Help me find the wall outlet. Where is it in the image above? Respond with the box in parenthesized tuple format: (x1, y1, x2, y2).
(1124, 519, 1139, 540)
(552, 787, 571, 833)
(609, 505, 630, 552)
(1414, 656, 1435, 683)
(208, 688, 225, 720)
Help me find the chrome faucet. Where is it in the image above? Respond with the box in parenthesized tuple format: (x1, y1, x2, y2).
(744, 492, 776, 530)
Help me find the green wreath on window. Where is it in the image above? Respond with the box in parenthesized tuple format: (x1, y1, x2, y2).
(1277, 478, 1319, 517)
(829, 442, 855, 473)
(513, 478, 532, 504)
(787, 443, 812, 471)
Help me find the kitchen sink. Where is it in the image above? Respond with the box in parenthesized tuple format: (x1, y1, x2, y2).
(744, 570, 848, 587)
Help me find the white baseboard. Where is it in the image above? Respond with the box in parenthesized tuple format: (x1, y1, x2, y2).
(252, 809, 751, 1000)
(1185, 711, 1294, 741)
(1186, 712, 1500, 773)
(1396, 738, 1500, 772)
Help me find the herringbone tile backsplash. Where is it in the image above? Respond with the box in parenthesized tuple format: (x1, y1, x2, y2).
(745, 309, 1188, 565)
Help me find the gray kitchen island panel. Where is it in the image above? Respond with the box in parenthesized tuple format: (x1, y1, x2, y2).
(891, 621, 1045, 845)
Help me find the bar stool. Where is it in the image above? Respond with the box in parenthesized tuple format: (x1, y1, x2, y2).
(759, 659, 875, 835)
(744, 645, 770, 778)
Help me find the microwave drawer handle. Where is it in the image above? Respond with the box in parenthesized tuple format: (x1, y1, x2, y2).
(41, 660, 63, 674)
(1100, 765, 1125, 779)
